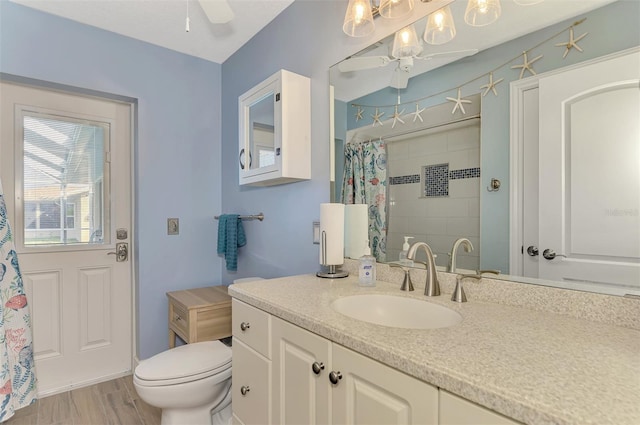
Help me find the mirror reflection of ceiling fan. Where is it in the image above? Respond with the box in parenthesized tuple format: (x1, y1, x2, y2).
(198, 0, 235, 24)
(338, 48, 478, 89)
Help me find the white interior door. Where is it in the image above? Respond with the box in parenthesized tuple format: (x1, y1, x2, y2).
(0, 81, 133, 396)
(537, 50, 640, 294)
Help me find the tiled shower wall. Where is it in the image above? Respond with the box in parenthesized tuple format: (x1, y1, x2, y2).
(386, 120, 480, 270)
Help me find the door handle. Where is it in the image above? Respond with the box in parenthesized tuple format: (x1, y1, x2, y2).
(542, 249, 566, 260)
(526, 246, 539, 256)
(108, 242, 128, 262)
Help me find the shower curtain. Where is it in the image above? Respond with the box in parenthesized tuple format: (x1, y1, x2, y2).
(341, 139, 387, 262)
(0, 179, 37, 422)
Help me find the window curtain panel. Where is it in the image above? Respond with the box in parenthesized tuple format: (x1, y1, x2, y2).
(0, 179, 37, 422)
(341, 139, 387, 262)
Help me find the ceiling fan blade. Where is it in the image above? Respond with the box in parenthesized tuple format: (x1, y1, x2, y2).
(199, 0, 234, 24)
(338, 56, 393, 72)
(390, 67, 410, 89)
(416, 49, 479, 61)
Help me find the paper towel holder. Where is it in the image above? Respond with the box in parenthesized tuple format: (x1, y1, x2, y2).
(317, 231, 349, 279)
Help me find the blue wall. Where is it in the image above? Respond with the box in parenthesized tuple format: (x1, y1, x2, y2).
(340, 0, 640, 273)
(1, 1, 223, 360)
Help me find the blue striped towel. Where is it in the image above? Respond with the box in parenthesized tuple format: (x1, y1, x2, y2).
(217, 214, 247, 271)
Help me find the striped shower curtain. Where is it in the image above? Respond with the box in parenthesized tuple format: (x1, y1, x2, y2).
(341, 139, 388, 262)
(0, 179, 37, 422)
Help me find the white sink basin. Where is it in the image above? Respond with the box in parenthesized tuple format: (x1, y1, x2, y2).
(331, 294, 462, 329)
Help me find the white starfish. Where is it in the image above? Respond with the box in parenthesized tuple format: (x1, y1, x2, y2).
(355, 106, 364, 121)
(371, 108, 385, 127)
(480, 72, 504, 97)
(511, 51, 543, 79)
(555, 27, 588, 59)
(445, 88, 472, 115)
(390, 105, 405, 128)
(410, 103, 425, 122)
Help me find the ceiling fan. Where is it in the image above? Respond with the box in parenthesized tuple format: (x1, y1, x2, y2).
(338, 49, 478, 89)
(198, 0, 235, 24)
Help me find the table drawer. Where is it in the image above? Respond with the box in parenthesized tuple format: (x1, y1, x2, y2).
(169, 301, 189, 338)
(232, 299, 271, 358)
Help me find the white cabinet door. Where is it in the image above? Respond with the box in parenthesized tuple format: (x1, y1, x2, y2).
(272, 317, 331, 424)
(232, 339, 271, 425)
(331, 343, 438, 425)
(440, 390, 521, 425)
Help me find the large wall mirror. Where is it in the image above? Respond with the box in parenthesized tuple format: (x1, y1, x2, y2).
(330, 0, 639, 297)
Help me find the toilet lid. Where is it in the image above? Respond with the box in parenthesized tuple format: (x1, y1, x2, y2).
(135, 341, 231, 382)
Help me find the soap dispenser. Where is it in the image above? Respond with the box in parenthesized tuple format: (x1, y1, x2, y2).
(399, 236, 414, 266)
(358, 241, 376, 287)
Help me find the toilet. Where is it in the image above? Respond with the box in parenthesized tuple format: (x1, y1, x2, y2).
(133, 278, 263, 425)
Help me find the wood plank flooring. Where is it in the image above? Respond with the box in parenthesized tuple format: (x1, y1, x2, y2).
(5, 375, 161, 425)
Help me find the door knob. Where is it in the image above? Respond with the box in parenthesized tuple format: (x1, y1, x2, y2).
(542, 249, 566, 260)
(526, 246, 539, 256)
(329, 371, 342, 385)
(311, 362, 325, 375)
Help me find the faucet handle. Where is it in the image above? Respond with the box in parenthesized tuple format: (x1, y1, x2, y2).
(389, 264, 414, 291)
(452, 273, 482, 303)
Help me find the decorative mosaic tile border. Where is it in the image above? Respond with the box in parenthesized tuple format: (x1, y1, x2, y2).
(423, 163, 449, 197)
(450, 167, 481, 180)
(389, 175, 420, 185)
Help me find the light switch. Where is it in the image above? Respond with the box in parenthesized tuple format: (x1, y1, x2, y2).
(168, 218, 179, 235)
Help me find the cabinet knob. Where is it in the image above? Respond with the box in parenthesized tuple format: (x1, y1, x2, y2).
(312, 361, 325, 375)
(240, 322, 250, 331)
(329, 371, 342, 385)
(240, 385, 250, 396)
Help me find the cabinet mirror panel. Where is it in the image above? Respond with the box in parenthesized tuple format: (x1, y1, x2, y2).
(249, 94, 275, 171)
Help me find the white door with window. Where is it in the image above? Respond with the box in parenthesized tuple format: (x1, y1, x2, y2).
(0, 81, 133, 395)
(513, 49, 640, 295)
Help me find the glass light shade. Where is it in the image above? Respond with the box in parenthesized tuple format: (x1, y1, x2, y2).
(379, 0, 415, 19)
(343, 0, 375, 37)
(392, 24, 422, 58)
(464, 0, 501, 27)
(424, 5, 456, 45)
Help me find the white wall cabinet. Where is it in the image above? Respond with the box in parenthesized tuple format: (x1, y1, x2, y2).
(238, 69, 310, 186)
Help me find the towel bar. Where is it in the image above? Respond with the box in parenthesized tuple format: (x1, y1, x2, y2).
(215, 213, 264, 221)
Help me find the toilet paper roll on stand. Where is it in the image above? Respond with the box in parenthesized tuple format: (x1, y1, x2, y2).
(317, 203, 349, 278)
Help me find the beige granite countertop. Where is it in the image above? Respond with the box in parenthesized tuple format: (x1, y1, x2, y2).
(228, 269, 640, 425)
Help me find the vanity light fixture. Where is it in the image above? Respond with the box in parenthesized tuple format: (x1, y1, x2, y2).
(343, 0, 376, 37)
(424, 5, 456, 45)
(392, 24, 423, 58)
(343, 0, 415, 37)
(379, 0, 415, 19)
(464, 0, 501, 27)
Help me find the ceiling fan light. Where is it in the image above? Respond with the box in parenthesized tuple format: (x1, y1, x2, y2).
(379, 0, 415, 19)
(343, 0, 376, 37)
(392, 24, 423, 59)
(464, 0, 501, 27)
(424, 5, 456, 45)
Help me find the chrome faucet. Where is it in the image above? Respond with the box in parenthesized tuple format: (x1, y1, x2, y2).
(448, 238, 474, 273)
(407, 242, 440, 296)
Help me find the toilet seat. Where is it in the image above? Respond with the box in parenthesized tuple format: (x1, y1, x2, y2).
(135, 341, 231, 387)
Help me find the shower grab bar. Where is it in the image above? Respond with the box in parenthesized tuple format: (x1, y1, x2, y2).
(214, 213, 264, 221)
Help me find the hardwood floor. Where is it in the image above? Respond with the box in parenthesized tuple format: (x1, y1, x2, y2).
(5, 375, 161, 425)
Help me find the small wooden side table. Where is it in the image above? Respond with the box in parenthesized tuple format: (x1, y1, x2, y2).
(167, 285, 232, 348)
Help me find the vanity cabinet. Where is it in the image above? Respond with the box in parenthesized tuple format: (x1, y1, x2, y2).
(238, 69, 310, 186)
(439, 390, 520, 425)
(271, 316, 438, 424)
(231, 299, 272, 425)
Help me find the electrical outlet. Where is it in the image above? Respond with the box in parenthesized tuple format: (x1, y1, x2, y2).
(168, 218, 179, 235)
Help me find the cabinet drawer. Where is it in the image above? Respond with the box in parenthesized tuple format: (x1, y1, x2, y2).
(232, 339, 271, 425)
(232, 299, 271, 358)
(169, 301, 189, 338)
